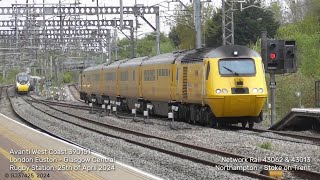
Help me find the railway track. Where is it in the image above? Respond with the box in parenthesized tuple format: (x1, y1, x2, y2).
(0, 86, 3, 101)
(67, 83, 82, 102)
(28, 97, 320, 146)
(22, 95, 320, 179)
(0, 85, 20, 119)
(252, 128, 320, 145)
(27, 98, 146, 121)
(0, 85, 12, 99)
(7, 88, 94, 155)
(219, 125, 320, 146)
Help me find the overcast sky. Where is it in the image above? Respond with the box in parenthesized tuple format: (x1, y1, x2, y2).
(0, 0, 221, 38)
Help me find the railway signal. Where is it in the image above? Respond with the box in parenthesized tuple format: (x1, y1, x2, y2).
(266, 40, 285, 71)
(283, 40, 297, 73)
(263, 39, 296, 74)
(261, 31, 297, 127)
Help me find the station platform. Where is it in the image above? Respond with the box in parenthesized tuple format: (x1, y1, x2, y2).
(0, 113, 162, 180)
(269, 108, 320, 131)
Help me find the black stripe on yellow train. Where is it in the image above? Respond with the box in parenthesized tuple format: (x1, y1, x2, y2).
(79, 45, 268, 129)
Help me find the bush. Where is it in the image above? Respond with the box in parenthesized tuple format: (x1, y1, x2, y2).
(259, 142, 272, 150)
(63, 73, 72, 83)
(275, 72, 316, 120)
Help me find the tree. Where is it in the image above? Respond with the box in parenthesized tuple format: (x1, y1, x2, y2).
(114, 33, 175, 59)
(266, 0, 320, 119)
(168, 27, 181, 48)
(204, 8, 223, 47)
(205, 0, 280, 47)
(277, 0, 320, 77)
(168, 3, 215, 49)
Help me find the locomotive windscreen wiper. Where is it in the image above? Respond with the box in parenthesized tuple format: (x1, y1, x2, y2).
(222, 66, 239, 76)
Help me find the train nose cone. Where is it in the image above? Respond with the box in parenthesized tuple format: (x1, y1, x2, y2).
(18, 85, 29, 92)
(225, 95, 254, 116)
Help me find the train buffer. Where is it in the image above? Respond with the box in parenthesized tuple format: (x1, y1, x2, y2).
(269, 108, 320, 131)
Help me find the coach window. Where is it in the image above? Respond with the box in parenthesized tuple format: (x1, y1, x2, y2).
(206, 62, 210, 80)
(133, 70, 135, 80)
(176, 68, 179, 80)
(144, 70, 148, 81)
(147, 70, 149, 81)
(121, 71, 127, 81)
(125, 71, 128, 81)
(151, 70, 154, 81)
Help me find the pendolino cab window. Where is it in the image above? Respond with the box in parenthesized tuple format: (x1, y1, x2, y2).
(218, 59, 256, 76)
(17, 75, 29, 82)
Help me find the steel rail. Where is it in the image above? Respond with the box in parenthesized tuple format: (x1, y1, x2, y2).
(29, 98, 320, 146)
(23, 96, 275, 179)
(66, 84, 82, 102)
(26, 96, 320, 180)
(7, 89, 95, 155)
(253, 128, 320, 145)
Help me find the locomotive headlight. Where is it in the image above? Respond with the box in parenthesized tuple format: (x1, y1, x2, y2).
(222, 88, 228, 94)
(233, 51, 238, 56)
(258, 88, 264, 93)
(216, 89, 222, 94)
(252, 88, 258, 93)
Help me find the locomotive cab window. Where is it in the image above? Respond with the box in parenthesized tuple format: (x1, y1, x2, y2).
(218, 59, 256, 76)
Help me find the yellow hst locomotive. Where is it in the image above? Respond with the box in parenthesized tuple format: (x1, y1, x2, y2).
(16, 73, 32, 94)
(80, 45, 268, 129)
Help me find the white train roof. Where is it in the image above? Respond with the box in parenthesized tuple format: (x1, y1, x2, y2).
(119, 53, 183, 67)
(103, 59, 128, 69)
(142, 53, 179, 65)
(82, 45, 259, 73)
(82, 63, 106, 72)
(118, 56, 148, 68)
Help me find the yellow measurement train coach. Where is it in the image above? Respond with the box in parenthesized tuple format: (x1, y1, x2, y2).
(79, 45, 268, 129)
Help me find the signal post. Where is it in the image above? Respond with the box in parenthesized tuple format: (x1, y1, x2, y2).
(261, 31, 297, 126)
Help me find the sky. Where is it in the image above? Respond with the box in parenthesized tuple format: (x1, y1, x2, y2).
(0, 0, 221, 38)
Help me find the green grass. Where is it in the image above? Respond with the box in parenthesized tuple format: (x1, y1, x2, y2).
(259, 142, 272, 150)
